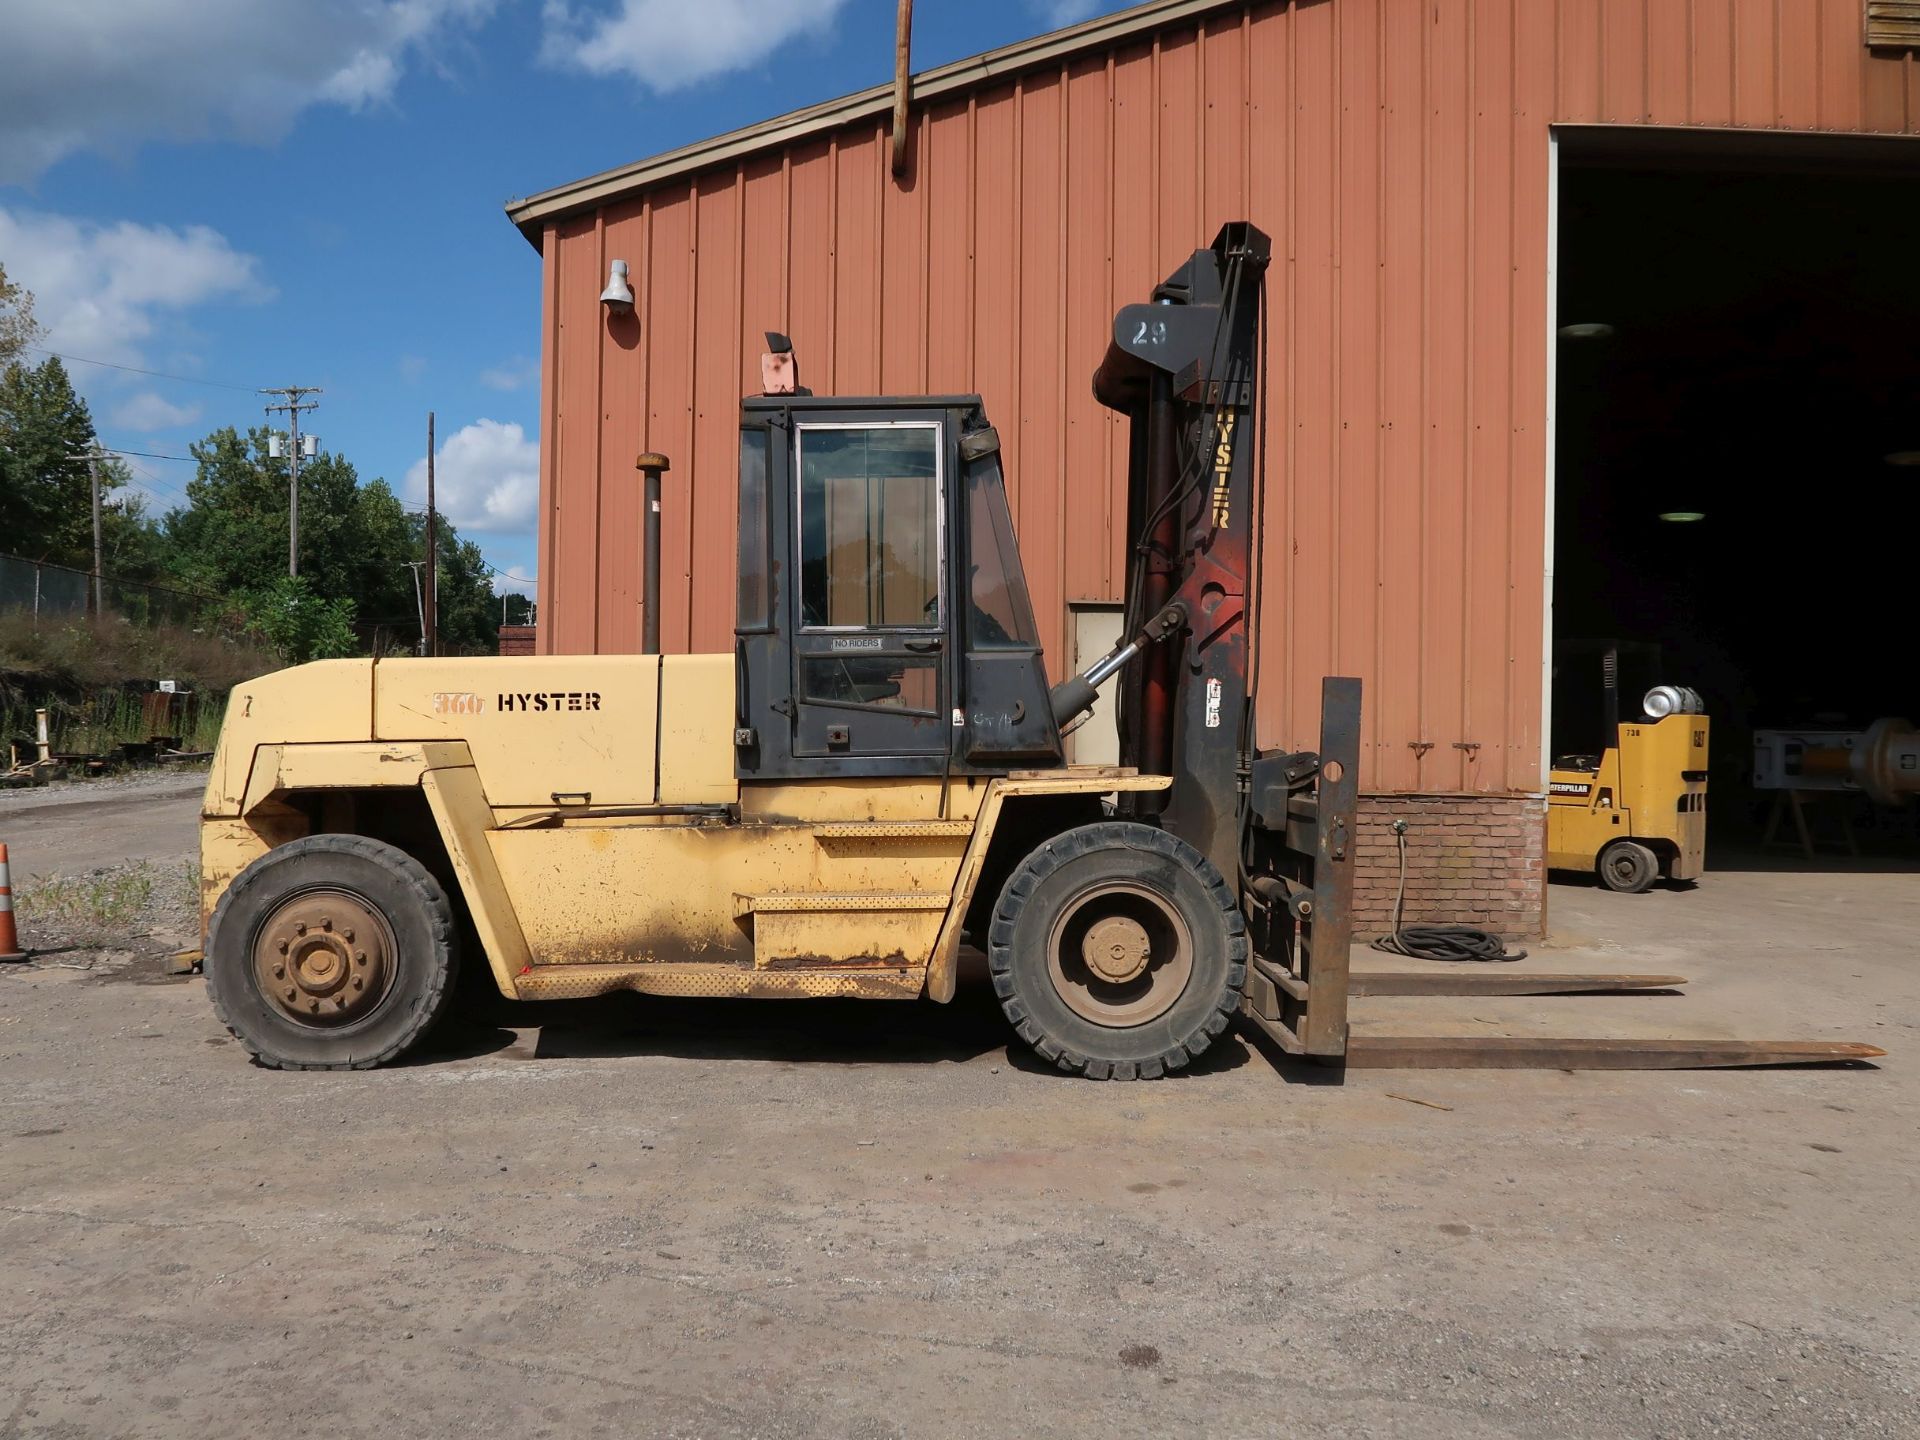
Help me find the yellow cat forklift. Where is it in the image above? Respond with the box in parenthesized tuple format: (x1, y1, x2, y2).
(1547, 641, 1708, 892)
(191, 225, 1873, 1077)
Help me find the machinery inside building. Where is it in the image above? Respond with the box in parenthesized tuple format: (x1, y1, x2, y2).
(1552, 138, 1920, 865)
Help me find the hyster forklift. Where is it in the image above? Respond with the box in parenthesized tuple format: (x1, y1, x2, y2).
(1547, 641, 1710, 893)
(196, 224, 1877, 1077)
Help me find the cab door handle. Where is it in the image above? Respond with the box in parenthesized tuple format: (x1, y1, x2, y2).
(905, 638, 943, 653)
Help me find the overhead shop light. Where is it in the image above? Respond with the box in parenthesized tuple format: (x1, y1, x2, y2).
(1558, 322, 1615, 340)
(1883, 450, 1920, 467)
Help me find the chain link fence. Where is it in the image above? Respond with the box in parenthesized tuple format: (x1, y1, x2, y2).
(0, 553, 214, 629)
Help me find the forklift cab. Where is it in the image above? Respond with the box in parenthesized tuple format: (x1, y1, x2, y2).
(732, 394, 1065, 780)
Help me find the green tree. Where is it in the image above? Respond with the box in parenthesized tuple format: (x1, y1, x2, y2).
(0, 355, 109, 565)
(430, 532, 502, 655)
(0, 263, 39, 368)
(163, 426, 500, 656)
(100, 490, 173, 586)
(242, 575, 357, 663)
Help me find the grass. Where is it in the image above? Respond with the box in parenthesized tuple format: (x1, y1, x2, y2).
(0, 610, 274, 691)
(1, 609, 275, 757)
(1, 690, 228, 757)
(14, 860, 203, 955)
(15, 860, 200, 931)
(22, 868, 155, 929)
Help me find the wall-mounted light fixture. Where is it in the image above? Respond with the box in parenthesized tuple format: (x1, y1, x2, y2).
(600, 259, 634, 316)
(1558, 322, 1615, 340)
(1657, 510, 1706, 523)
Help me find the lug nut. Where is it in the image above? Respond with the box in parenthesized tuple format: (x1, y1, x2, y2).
(321, 917, 332, 931)
(352, 977, 365, 991)
(285, 987, 297, 1001)
(273, 965, 286, 979)
(343, 929, 354, 942)
(294, 922, 307, 936)
(278, 939, 290, 954)
(355, 952, 367, 966)
(335, 996, 349, 1009)
(308, 999, 320, 1013)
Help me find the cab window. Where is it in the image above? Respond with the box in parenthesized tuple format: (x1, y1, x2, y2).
(965, 461, 1040, 649)
(797, 424, 941, 630)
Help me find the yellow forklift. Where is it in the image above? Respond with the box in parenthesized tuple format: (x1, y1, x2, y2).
(1547, 641, 1709, 892)
(188, 226, 1871, 1076)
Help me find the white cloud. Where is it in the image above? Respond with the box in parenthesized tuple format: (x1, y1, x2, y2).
(479, 356, 539, 391)
(0, 0, 498, 182)
(1034, 0, 1105, 27)
(490, 570, 537, 597)
(541, 0, 850, 92)
(406, 418, 540, 534)
(109, 392, 203, 432)
(0, 206, 271, 367)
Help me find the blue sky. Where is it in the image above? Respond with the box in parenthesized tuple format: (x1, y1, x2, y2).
(0, 0, 1126, 601)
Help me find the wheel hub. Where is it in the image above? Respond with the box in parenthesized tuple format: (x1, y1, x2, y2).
(1045, 882, 1194, 1029)
(1082, 915, 1151, 983)
(253, 890, 393, 1026)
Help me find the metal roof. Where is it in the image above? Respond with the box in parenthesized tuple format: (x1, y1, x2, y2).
(503, 0, 1244, 247)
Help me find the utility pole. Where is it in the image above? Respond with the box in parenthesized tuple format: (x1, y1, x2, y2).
(86, 447, 103, 616)
(69, 443, 106, 616)
(424, 411, 437, 657)
(262, 387, 322, 577)
(405, 561, 428, 655)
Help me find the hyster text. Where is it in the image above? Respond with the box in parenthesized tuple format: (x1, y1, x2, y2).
(498, 692, 603, 713)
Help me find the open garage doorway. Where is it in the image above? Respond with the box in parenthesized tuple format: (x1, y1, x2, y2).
(1551, 130, 1920, 872)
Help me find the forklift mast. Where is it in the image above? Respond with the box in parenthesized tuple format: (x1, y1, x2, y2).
(1083, 223, 1362, 1059)
(1090, 222, 1270, 876)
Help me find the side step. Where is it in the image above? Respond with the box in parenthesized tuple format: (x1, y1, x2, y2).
(1344, 1036, 1886, 1069)
(811, 821, 975, 839)
(735, 891, 950, 917)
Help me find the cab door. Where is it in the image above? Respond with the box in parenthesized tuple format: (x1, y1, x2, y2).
(789, 417, 951, 765)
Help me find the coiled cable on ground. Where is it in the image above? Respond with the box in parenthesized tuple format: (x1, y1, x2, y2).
(1369, 823, 1527, 962)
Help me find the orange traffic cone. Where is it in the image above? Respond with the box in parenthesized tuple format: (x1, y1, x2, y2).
(0, 844, 26, 962)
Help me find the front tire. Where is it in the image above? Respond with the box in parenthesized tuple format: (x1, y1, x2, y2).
(206, 834, 459, 1070)
(1597, 839, 1660, 894)
(988, 821, 1247, 1080)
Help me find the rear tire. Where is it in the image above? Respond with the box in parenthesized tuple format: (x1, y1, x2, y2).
(988, 821, 1247, 1080)
(1597, 839, 1660, 894)
(205, 834, 459, 1070)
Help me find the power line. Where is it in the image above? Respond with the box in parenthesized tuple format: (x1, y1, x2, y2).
(88, 431, 535, 586)
(122, 469, 195, 509)
(25, 345, 261, 393)
(94, 445, 196, 463)
(474, 554, 538, 587)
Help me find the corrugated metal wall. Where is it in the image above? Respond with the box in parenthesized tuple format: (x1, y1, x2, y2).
(535, 0, 1919, 793)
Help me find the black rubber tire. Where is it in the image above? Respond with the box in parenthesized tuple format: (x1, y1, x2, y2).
(988, 821, 1247, 1080)
(1596, 839, 1660, 895)
(205, 834, 460, 1070)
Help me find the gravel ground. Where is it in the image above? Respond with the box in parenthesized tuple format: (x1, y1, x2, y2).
(0, 766, 209, 814)
(0, 790, 1914, 1438)
(0, 768, 206, 885)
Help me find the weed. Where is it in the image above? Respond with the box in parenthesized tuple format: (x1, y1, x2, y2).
(16, 858, 203, 942)
(20, 868, 157, 930)
(0, 610, 273, 756)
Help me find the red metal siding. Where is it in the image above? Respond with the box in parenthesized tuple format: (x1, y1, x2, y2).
(535, 0, 1920, 793)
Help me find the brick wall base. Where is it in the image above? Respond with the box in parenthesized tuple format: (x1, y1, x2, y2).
(1354, 794, 1547, 942)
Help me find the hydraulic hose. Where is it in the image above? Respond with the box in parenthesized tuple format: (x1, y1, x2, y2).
(1369, 824, 1527, 963)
